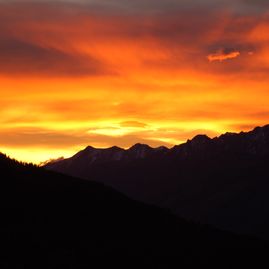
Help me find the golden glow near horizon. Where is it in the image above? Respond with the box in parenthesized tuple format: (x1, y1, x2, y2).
(1, 2, 269, 163)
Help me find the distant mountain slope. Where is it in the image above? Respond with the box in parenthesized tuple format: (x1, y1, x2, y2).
(2, 153, 268, 266)
(45, 125, 269, 239)
(46, 143, 168, 175)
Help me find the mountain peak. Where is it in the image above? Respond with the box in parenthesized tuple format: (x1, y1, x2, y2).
(154, 146, 169, 152)
(84, 145, 98, 152)
(107, 146, 124, 151)
(254, 124, 269, 131)
(83, 145, 124, 153)
(251, 125, 269, 136)
(128, 143, 153, 159)
(191, 134, 211, 142)
(220, 132, 237, 137)
(188, 135, 211, 149)
(129, 143, 152, 150)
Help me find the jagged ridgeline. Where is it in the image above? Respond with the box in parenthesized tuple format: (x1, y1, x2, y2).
(45, 125, 269, 239)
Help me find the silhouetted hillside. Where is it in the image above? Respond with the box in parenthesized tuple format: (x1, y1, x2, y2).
(0, 153, 268, 266)
(46, 124, 269, 239)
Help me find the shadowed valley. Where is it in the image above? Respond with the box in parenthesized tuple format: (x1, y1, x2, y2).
(0, 152, 268, 266)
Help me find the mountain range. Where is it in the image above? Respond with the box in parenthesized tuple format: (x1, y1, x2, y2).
(45, 124, 269, 239)
(1, 152, 267, 266)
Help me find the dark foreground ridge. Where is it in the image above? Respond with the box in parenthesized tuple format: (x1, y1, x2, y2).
(0, 153, 268, 266)
(46, 124, 269, 239)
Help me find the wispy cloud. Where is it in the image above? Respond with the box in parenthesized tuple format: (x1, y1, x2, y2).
(207, 49, 241, 62)
(0, 38, 114, 77)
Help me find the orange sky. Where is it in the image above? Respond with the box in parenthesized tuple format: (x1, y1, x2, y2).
(1, 1, 269, 163)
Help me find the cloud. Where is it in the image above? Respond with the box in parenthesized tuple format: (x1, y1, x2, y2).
(0, 38, 113, 77)
(0, 127, 173, 149)
(0, 125, 222, 154)
(120, 121, 148, 128)
(0, 1, 266, 78)
(241, 0, 269, 8)
(3, 0, 265, 15)
(207, 49, 241, 62)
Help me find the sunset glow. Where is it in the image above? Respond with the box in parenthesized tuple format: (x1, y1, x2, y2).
(1, 1, 269, 163)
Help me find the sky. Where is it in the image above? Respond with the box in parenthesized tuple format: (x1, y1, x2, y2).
(1, 0, 269, 163)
